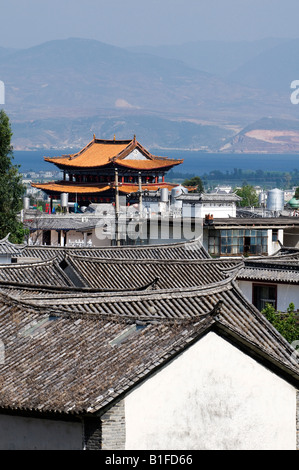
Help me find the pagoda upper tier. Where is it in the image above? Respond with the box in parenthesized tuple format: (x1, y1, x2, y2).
(44, 135, 183, 171)
(31, 136, 183, 205)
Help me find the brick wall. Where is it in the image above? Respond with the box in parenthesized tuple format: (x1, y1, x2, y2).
(82, 400, 126, 450)
(101, 400, 126, 450)
(83, 417, 102, 450)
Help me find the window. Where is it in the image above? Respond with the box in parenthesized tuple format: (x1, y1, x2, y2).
(253, 284, 277, 311)
(208, 229, 268, 256)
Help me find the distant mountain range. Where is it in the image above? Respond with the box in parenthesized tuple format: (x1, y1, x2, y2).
(127, 38, 291, 79)
(0, 37, 299, 152)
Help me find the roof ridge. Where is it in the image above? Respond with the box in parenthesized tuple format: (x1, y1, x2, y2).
(64, 252, 239, 266)
(18, 277, 234, 305)
(14, 235, 208, 252)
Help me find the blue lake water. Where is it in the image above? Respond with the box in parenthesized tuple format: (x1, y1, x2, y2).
(155, 150, 299, 175)
(13, 149, 299, 175)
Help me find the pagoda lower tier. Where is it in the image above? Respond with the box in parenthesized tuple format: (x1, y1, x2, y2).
(31, 135, 183, 207)
(31, 181, 178, 206)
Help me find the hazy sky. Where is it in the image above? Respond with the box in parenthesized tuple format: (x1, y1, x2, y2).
(0, 0, 298, 49)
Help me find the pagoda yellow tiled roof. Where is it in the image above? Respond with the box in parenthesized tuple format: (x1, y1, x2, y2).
(44, 140, 130, 168)
(115, 158, 181, 170)
(44, 137, 183, 170)
(31, 182, 111, 194)
(31, 181, 178, 195)
(117, 183, 177, 193)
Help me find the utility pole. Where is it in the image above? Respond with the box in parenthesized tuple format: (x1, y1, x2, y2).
(138, 171, 144, 244)
(115, 168, 120, 246)
(138, 172, 143, 217)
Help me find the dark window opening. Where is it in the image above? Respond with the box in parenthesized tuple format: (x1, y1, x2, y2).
(244, 236, 251, 254)
(253, 284, 277, 311)
(42, 230, 51, 246)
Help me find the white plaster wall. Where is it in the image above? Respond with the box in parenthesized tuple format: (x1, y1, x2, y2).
(182, 204, 236, 219)
(267, 228, 284, 256)
(0, 414, 83, 450)
(125, 332, 297, 450)
(66, 230, 84, 246)
(237, 281, 299, 313)
(237, 280, 253, 304)
(277, 284, 299, 312)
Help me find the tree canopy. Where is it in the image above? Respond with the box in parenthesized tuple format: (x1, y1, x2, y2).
(261, 302, 299, 346)
(0, 110, 26, 243)
(235, 184, 259, 207)
(182, 176, 204, 193)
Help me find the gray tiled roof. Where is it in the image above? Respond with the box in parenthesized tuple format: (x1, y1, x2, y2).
(0, 237, 210, 261)
(0, 239, 239, 292)
(238, 258, 299, 284)
(62, 254, 242, 290)
(0, 236, 297, 417)
(176, 192, 241, 202)
(0, 257, 75, 287)
(0, 280, 297, 415)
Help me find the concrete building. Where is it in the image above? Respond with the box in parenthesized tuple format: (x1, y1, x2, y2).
(177, 192, 241, 219)
(203, 216, 299, 256)
(237, 247, 299, 312)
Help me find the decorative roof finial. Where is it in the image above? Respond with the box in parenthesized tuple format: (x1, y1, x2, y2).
(133, 134, 136, 142)
(93, 133, 96, 141)
(113, 134, 116, 142)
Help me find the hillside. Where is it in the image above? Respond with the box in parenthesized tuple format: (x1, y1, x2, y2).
(127, 38, 289, 78)
(1, 37, 246, 118)
(10, 114, 235, 151)
(220, 117, 299, 153)
(0, 37, 298, 151)
(228, 38, 299, 92)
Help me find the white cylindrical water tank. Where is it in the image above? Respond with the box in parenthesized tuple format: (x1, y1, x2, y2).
(60, 193, 69, 207)
(160, 187, 169, 202)
(23, 197, 30, 210)
(266, 188, 284, 212)
(171, 185, 188, 209)
(171, 185, 188, 199)
(259, 191, 267, 207)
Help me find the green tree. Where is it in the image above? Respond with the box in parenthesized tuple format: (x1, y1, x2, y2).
(0, 110, 26, 243)
(295, 186, 299, 199)
(261, 302, 299, 345)
(182, 176, 204, 193)
(235, 184, 258, 207)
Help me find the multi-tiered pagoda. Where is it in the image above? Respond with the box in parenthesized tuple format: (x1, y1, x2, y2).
(32, 135, 183, 208)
